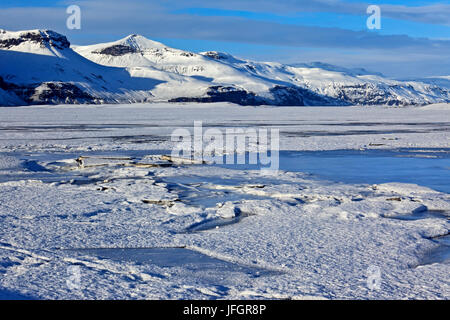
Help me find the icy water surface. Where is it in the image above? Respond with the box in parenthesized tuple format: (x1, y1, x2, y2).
(1, 147, 449, 193)
(280, 148, 450, 193)
(420, 234, 450, 266)
(218, 148, 450, 266)
(218, 148, 450, 194)
(1, 147, 449, 195)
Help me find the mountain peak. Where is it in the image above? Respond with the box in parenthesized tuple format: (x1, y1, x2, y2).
(83, 34, 167, 57)
(125, 34, 142, 39)
(118, 34, 167, 50)
(0, 29, 70, 50)
(83, 34, 168, 57)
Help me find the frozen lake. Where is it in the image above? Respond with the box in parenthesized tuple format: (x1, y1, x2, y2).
(3, 147, 449, 193)
(0, 103, 449, 299)
(281, 149, 450, 194)
(219, 148, 450, 194)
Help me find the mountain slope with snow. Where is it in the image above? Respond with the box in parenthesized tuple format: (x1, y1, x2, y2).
(0, 29, 167, 105)
(1, 29, 449, 106)
(75, 35, 450, 106)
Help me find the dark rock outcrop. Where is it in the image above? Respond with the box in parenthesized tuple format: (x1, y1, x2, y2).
(268, 85, 347, 106)
(0, 30, 70, 50)
(202, 51, 228, 60)
(0, 76, 95, 105)
(30, 82, 95, 104)
(169, 85, 348, 106)
(170, 86, 262, 106)
(94, 45, 137, 56)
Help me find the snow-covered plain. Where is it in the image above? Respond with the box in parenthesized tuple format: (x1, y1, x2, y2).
(0, 103, 449, 299)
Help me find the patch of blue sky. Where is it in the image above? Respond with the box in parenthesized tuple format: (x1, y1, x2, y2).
(0, 0, 65, 8)
(174, 7, 450, 39)
(345, 0, 448, 5)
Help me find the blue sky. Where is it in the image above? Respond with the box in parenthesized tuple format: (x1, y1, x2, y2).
(0, 0, 449, 78)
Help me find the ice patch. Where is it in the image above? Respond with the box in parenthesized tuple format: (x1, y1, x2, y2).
(65, 247, 280, 277)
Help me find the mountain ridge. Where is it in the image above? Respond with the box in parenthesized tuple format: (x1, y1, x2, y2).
(0, 29, 449, 107)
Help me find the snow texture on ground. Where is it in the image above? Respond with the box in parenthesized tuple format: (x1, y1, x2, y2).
(0, 103, 448, 299)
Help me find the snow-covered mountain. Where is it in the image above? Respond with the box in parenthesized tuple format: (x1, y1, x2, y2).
(0, 29, 170, 106)
(1, 29, 449, 106)
(407, 76, 450, 89)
